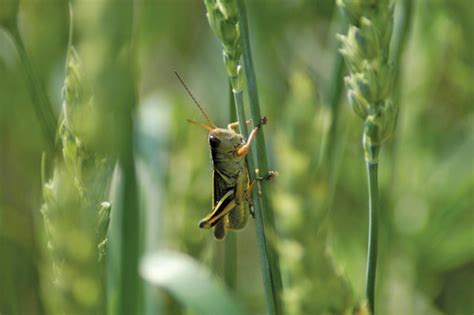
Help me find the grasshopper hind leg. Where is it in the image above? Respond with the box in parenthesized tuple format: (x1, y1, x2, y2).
(214, 219, 226, 240)
(247, 170, 277, 219)
(226, 203, 250, 230)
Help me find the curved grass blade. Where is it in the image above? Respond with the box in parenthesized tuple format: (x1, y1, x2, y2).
(140, 251, 247, 315)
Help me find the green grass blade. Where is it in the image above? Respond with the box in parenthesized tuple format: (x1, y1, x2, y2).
(321, 12, 348, 169)
(365, 161, 379, 314)
(8, 24, 57, 152)
(386, 0, 414, 194)
(224, 82, 238, 290)
(236, 1, 284, 314)
(224, 233, 237, 289)
(141, 251, 247, 315)
(119, 146, 141, 315)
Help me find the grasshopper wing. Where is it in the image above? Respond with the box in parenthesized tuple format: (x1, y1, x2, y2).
(198, 170, 236, 231)
(212, 169, 230, 209)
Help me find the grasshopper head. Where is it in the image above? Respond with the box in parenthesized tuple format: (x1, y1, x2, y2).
(209, 128, 244, 152)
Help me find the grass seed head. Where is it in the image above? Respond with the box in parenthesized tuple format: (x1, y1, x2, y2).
(338, 0, 398, 159)
(204, 0, 242, 90)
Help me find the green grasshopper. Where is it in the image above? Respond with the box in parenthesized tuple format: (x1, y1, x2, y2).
(175, 72, 273, 240)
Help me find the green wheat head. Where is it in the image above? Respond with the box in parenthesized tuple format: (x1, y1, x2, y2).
(40, 46, 112, 315)
(337, 0, 397, 162)
(204, 0, 243, 92)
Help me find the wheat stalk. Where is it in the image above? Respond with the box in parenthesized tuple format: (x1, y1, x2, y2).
(40, 44, 113, 315)
(337, 0, 397, 313)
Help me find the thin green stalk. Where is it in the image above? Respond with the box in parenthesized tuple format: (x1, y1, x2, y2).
(118, 21, 141, 315)
(119, 136, 140, 315)
(9, 24, 57, 152)
(311, 11, 348, 207)
(237, 1, 283, 314)
(224, 232, 237, 289)
(233, 90, 249, 149)
(387, 0, 414, 194)
(229, 80, 238, 124)
(232, 83, 278, 314)
(391, 0, 414, 71)
(324, 51, 345, 162)
(365, 159, 379, 314)
(235, 89, 278, 315)
(224, 82, 237, 290)
(337, 0, 397, 313)
(308, 11, 349, 239)
(319, 11, 347, 170)
(363, 138, 381, 314)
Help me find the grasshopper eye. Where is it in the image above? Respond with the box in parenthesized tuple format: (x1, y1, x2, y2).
(209, 135, 220, 148)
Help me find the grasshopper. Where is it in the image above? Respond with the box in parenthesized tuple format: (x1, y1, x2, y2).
(175, 72, 273, 240)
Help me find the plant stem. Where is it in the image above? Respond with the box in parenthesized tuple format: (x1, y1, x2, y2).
(236, 1, 283, 314)
(387, 0, 414, 195)
(224, 82, 237, 290)
(119, 123, 140, 315)
(9, 24, 56, 152)
(321, 11, 347, 169)
(391, 0, 414, 70)
(235, 90, 276, 314)
(325, 51, 344, 162)
(224, 232, 237, 289)
(365, 159, 379, 314)
(337, 1, 396, 312)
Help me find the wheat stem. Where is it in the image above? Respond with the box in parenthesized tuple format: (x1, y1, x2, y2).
(337, 0, 398, 312)
(237, 1, 283, 314)
(9, 24, 57, 152)
(224, 82, 238, 289)
(365, 158, 379, 314)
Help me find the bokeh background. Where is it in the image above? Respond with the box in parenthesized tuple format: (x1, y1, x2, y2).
(0, 0, 473, 314)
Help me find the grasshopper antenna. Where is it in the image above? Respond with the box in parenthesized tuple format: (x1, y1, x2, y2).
(174, 71, 217, 129)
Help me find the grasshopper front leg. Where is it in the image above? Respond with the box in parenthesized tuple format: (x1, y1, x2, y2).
(236, 116, 268, 157)
(227, 119, 252, 130)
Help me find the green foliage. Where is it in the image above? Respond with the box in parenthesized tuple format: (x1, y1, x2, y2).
(0, 0, 19, 31)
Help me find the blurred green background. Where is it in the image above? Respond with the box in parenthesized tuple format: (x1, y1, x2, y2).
(0, 0, 473, 314)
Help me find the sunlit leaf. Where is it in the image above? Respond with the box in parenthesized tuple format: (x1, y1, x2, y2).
(140, 251, 247, 315)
